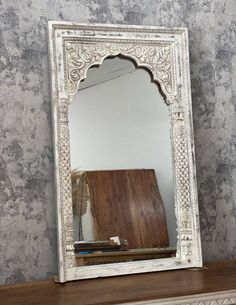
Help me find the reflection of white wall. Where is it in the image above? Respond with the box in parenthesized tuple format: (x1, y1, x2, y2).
(69, 60, 176, 246)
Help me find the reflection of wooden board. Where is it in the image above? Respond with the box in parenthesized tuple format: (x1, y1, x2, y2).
(85, 169, 169, 249)
(76, 248, 176, 266)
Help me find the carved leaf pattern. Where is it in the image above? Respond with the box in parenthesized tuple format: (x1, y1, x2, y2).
(65, 42, 173, 96)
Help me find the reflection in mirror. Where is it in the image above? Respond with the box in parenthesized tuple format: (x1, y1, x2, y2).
(69, 56, 177, 266)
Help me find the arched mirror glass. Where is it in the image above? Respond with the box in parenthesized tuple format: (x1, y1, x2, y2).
(69, 56, 177, 266)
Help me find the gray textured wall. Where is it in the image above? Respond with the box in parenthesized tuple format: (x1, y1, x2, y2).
(0, 0, 235, 284)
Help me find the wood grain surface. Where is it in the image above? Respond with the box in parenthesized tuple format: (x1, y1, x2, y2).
(76, 248, 176, 266)
(1, 260, 236, 305)
(85, 169, 169, 248)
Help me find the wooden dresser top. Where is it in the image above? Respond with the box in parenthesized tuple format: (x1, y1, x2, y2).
(1, 260, 236, 305)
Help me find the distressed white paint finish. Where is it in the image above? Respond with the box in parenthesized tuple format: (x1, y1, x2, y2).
(121, 289, 236, 305)
(48, 21, 202, 282)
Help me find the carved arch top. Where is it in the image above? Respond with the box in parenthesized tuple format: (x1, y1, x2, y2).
(64, 41, 175, 101)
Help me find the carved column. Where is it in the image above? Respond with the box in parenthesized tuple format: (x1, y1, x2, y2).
(58, 98, 76, 273)
(172, 100, 193, 262)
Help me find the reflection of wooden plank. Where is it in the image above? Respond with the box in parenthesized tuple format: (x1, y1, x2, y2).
(85, 169, 169, 249)
(76, 248, 176, 266)
(74, 239, 126, 252)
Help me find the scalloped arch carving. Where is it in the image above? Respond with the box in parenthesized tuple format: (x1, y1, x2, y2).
(65, 42, 174, 100)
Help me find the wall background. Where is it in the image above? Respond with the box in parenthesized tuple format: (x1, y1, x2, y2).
(0, 0, 235, 284)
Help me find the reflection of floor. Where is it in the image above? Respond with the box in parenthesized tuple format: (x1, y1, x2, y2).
(1, 260, 236, 305)
(76, 247, 176, 266)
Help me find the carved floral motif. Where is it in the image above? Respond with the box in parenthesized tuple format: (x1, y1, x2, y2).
(65, 42, 173, 97)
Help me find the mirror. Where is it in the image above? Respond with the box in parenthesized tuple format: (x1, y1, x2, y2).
(69, 56, 177, 266)
(49, 21, 202, 282)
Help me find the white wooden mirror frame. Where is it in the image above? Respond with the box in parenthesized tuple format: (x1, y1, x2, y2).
(48, 21, 202, 283)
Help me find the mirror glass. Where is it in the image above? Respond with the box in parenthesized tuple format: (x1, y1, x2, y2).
(69, 56, 177, 266)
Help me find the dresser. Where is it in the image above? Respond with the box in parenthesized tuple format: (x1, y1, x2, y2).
(1, 260, 236, 305)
